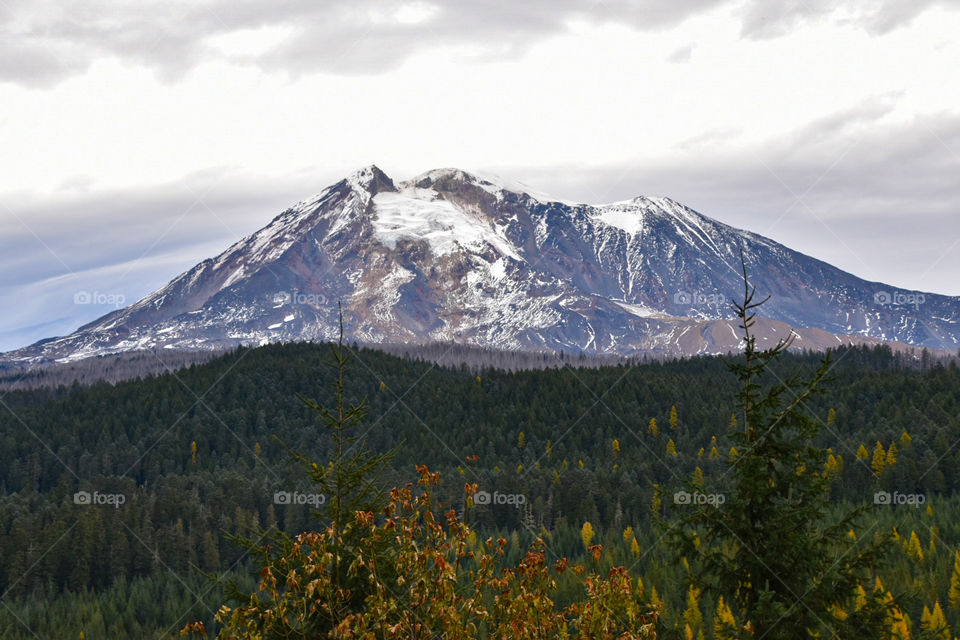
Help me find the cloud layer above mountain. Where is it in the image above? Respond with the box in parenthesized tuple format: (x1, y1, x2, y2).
(0, 0, 957, 351)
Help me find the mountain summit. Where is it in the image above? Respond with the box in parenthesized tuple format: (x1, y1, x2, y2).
(4, 167, 958, 364)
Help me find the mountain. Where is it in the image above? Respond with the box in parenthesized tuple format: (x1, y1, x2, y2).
(3, 166, 958, 365)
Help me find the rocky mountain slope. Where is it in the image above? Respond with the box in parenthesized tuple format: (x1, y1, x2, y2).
(3, 166, 957, 364)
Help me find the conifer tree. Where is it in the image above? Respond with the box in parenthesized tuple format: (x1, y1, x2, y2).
(872, 441, 888, 476)
(667, 249, 896, 640)
(949, 548, 960, 611)
(581, 521, 595, 549)
(217, 305, 396, 635)
(666, 438, 678, 457)
(886, 442, 898, 467)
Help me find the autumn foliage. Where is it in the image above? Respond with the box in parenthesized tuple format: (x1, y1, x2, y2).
(184, 466, 658, 639)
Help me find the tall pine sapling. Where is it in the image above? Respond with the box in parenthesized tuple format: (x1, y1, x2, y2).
(214, 304, 396, 636)
(668, 249, 897, 640)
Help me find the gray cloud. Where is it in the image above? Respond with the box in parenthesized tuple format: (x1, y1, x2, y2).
(666, 43, 694, 63)
(0, 0, 727, 87)
(0, 169, 336, 350)
(500, 105, 960, 297)
(738, 0, 960, 39)
(3, 0, 953, 88)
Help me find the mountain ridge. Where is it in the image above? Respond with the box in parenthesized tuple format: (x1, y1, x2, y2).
(3, 165, 958, 364)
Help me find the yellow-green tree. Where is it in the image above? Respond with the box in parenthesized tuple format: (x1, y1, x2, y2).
(906, 530, 924, 562)
(666, 438, 678, 457)
(651, 484, 662, 515)
(824, 453, 843, 480)
(886, 442, 898, 467)
(921, 601, 949, 640)
(714, 596, 737, 639)
(648, 417, 659, 437)
(871, 441, 887, 476)
(949, 548, 960, 610)
(692, 466, 704, 487)
(581, 521, 595, 549)
(669, 405, 678, 430)
(682, 585, 704, 639)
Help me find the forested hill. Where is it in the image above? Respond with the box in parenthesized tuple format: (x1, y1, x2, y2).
(3, 341, 957, 499)
(1, 341, 959, 637)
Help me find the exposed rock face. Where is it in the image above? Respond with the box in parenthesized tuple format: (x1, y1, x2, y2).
(4, 165, 957, 364)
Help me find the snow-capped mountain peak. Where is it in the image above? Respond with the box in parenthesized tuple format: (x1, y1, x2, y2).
(3, 166, 957, 365)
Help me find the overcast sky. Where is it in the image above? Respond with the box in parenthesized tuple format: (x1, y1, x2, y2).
(1, 0, 959, 352)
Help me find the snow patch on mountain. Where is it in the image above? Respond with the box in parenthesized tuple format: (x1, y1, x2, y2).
(372, 187, 520, 259)
(594, 204, 646, 235)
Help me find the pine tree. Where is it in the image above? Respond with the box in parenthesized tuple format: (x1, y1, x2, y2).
(692, 466, 704, 487)
(651, 484, 662, 516)
(886, 442, 898, 467)
(906, 531, 924, 562)
(667, 250, 895, 640)
(218, 304, 396, 635)
(900, 430, 912, 448)
(670, 405, 679, 431)
(825, 453, 843, 480)
(921, 601, 950, 639)
(666, 438, 678, 457)
(714, 595, 737, 639)
(648, 417, 659, 437)
(872, 441, 887, 476)
(682, 585, 704, 637)
(949, 548, 960, 610)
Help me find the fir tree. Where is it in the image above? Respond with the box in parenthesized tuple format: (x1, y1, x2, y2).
(667, 250, 896, 640)
(218, 304, 396, 635)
